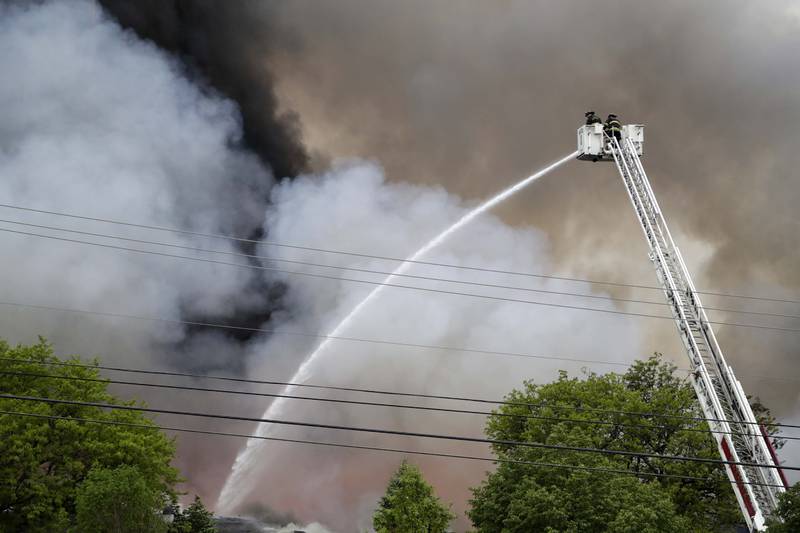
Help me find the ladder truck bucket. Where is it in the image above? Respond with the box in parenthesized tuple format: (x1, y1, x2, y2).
(577, 123, 644, 161)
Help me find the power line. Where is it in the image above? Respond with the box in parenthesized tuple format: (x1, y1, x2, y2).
(0, 300, 647, 369)
(2, 409, 770, 487)
(2, 226, 798, 334)
(4, 301, 799, 387)
(0, 218, 667, 308)
(1, 393, 795, 473)
(4, 369, 794, 442)
(1, 217, 797, 322)
(0, 226, 673, 321)
(1, 202, 797, 306)
(2, 355, 798, 431)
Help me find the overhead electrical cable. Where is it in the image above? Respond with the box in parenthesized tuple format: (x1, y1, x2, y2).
(2, 369, 795, 442)
(0, 301, 652, 369)
(1, 226, 798, 334)
(1, 393, 796, 474)
(0, 217, 796, 322)
(0, 296, 794, 387)
(3, 301, 798, 387)
(1, 202, 797, 305)
(3, 409, 780, 488)
(0, 218, 666, 307)
(2, 357, 796, 430)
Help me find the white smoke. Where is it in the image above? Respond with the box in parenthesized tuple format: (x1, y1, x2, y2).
(0, 0, 275, 502)
(275, 523, 332, 533)
(0, 0, 271, 358)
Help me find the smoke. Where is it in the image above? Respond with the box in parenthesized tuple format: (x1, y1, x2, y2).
(96, 0, 307, 180)
(0, 0, 282, 506)
(93, 0, 313, 350)
(258, 0, 800, 292)
(3, 0, 799, 530)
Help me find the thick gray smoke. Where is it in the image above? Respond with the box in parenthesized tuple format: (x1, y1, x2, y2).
(262, 0, 800, 291)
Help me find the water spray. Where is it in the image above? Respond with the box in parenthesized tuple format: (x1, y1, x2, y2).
(217, 150, 580, 512)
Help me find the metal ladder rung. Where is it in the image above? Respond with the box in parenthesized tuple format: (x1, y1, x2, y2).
(613, 140, 781, 528)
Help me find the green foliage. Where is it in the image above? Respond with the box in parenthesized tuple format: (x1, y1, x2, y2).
(75, 465, 168, 533)
(475, 469, 690, 533)
(765, 483, 800, 532)
(469, 355, 753, 532)
(169, 496, 216, 533)
(749, 395, 785, 449)
(0, 338, 180, 532)
(373, 460, 455, 533)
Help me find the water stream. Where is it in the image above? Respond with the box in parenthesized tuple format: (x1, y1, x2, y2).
(217, 150, 579, 512)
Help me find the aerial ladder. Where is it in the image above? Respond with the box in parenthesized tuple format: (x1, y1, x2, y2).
(576, 123, 788, 531)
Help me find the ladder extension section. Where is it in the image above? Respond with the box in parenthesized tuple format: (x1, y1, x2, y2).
(609, 137, 786, 531)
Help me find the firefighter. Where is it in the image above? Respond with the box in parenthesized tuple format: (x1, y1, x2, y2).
(605, 113, 622, 142)
(585, 110, 602, 126)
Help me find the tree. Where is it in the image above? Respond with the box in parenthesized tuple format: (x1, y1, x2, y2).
(468, 355, 770, 532)
(75, 465, 168, 533)
(169, 496, 217, 533)
(0, 338, 180, 532)
(765, 484, 800, 532)
(749, 395, 786, 449)
(373, 460, 455, 533)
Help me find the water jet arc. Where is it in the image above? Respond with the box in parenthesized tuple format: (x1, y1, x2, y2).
(216, 150, 579, 511)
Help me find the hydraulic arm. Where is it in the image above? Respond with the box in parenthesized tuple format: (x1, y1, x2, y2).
(605, 135, 787, 531)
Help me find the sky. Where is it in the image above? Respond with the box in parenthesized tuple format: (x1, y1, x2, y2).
(1, 1, 798, 530)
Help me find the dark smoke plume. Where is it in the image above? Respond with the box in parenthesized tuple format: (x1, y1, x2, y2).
(98, 0, 307, 180)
